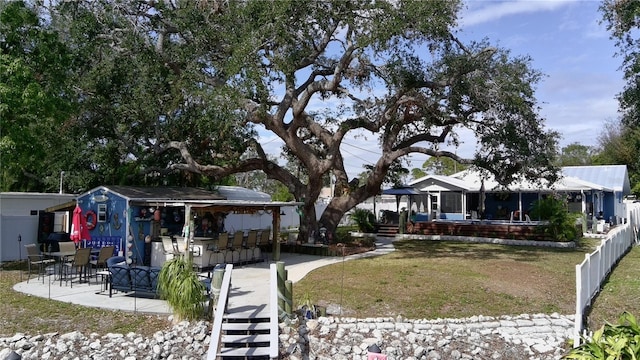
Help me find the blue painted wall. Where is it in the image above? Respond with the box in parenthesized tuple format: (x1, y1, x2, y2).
(603, 193, 615, 222)
(77, 188, 126, 258)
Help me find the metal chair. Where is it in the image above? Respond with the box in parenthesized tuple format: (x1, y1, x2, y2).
(208, 232, 228, 267)
(63, 247, 92, 287)
(256, 229, 270, 262)
(58, 241, 77, 253)
(90, 245, 115, 276)
(229, 231, 244, 264)
(244, 230, 258, 262)
(24, 244, 55, 283)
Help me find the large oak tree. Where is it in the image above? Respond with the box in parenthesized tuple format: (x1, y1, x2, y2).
(0, 1, 76, 191)
(46, 0, 559, 239)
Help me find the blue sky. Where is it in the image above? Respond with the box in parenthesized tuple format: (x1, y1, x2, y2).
(261, 0, 624, 178)
(460, 0, 622, 151)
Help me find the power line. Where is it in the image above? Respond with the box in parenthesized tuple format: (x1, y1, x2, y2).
(341, 147, 375, 165)
(342, 140, 381, 156)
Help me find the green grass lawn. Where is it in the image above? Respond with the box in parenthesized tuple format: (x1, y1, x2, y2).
(586, 245, 640, 330)
(294, 238, 600, 320)
(0, 262, 170, 337)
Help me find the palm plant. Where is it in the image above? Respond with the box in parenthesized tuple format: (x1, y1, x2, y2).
(529, 195, 581, 241)
(349, 208, 376, 233)
(158, 256, 206, 321)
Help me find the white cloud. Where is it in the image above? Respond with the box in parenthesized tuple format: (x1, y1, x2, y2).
(460, 0, 576, 28)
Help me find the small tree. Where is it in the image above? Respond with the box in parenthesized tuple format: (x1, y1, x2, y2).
(529, 195, 581, 241)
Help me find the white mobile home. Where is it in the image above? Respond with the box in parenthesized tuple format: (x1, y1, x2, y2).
(0, 192, 76, 262)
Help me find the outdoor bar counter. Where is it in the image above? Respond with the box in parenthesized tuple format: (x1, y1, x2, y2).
(150, 236, 217, 268)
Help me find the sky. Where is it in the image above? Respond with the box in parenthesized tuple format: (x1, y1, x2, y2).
(260, 0, 625, 179)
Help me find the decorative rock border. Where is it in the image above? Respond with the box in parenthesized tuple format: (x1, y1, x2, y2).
(279, 313, 575, 360)
(1, 313, 574, 359)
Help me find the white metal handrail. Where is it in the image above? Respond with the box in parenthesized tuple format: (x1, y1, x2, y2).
(206, 263, 233, 360)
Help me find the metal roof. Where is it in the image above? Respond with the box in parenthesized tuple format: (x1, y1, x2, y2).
(562, 165, 630, 193)
(77, 186, 302, 210)
(450, 168, 613, 192)
(407, 166, 622, 193)
(215, 185, 271, 201)
(94, 185, 226, 201)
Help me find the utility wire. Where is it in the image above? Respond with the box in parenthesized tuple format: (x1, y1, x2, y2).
(341, 147, 375, 165)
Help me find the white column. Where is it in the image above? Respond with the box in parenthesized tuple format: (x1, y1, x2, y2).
(518, 192, 523, 221)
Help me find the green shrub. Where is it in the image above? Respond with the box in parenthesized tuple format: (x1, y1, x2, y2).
(530, 195, 581, 241)
(158, 256, 207, 321)
(334, 226, 357, 243)
(349, 208, 376, 233)
(563, 312, 640, 359)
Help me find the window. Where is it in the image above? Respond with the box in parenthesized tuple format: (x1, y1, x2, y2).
(97, 204, 107, 223)
(441, 192, 462, 213)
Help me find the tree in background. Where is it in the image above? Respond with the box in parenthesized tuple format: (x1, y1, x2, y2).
(600, 0, 640, 195)
(411, 156, 468, 179)
(593, 120, 640, 194)
(0, 1, 75, 191)
(601, 0, 640, 128)
(557, 143, 596, 167)
(15, 1, 560, 240)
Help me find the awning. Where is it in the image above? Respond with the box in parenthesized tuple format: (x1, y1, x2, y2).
(45, 200, 76, 212)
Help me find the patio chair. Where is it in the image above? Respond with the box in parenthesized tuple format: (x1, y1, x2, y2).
(229, 231, 244, 264)
(244, 230, 258, 262)
(63, 247, 92, 287)
(90, 245, 115, 276)
(256, 229, 270, 261)
(24, 244, 55, 283)
(208, 232, 228, 266)
(58, 241, 77, 257)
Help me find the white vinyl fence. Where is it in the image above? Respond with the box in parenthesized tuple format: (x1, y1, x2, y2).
(574, 203, 640, 345)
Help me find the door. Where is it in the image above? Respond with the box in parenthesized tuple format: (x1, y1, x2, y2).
(429, 194, 439, 220)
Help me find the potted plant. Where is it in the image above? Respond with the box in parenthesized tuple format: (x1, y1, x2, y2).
(158, 256, 207, 321)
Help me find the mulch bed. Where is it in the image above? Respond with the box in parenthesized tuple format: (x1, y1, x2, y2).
(327, 244, 376, 256)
